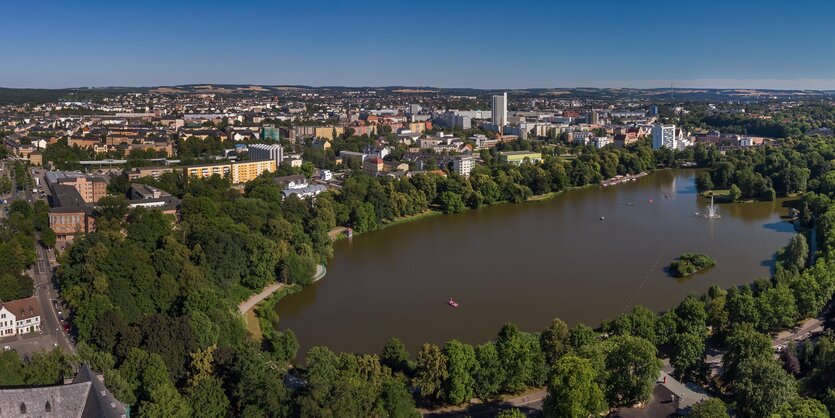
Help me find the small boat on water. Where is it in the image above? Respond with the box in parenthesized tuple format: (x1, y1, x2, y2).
(448, 299, 459, 308)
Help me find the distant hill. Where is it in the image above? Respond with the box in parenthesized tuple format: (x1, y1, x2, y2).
(0, 84, 833, 105)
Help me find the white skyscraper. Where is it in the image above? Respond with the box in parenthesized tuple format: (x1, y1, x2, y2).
(492, 92, 507, 127)
(652, 124, 677, 150)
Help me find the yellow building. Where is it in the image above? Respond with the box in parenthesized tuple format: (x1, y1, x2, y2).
(499, 151, 542, 165)
(314, 126, 345, 141)
(231, 160, 276, 184)
(183, 160, 276, 184)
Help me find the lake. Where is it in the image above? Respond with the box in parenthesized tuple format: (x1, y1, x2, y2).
(276, 169, 796, 357)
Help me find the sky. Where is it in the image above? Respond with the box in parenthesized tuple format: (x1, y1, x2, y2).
(2, 0, 835, 90)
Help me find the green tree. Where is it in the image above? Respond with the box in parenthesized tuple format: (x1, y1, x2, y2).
(784, 234, 809, 271)
(0, 350, 26, 386)
(604, 336, 662, 407)
(443, 340, 478, 405)
(734, 358, 798, 418)
(670, 332, 705, 380)
(540, 317, 570, 366)
(772, 397, 828, 418)
(729, 184, 743, 202)
(381, 337, 411, 375)
(473, 343, 504, 400)
(496, 408, 526, 418)
(689, 398, 729, 418)
(412, 343, 448, 402)
(496, 323, 534, 393)
(542, 354, 605, 418)
(438, 191, 465, 214)
(185, 377, 230, 418)
(380, 377, 420, 418)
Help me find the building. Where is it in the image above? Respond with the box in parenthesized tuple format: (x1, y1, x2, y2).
(183, 160, 276, 184)
(593, 137, 613, 149)
(363, 156, 385, 174)
(588, 111, 599, 125)
(261, 124, 280, 141)
(45, 171, 108, 204)
(127, 184, 180, 215)
(453, 155, 475, 177)
(499, 151, 542, 165)
(127, 166, 175, 180)
(0, 297, 41, 336)
(492, 92, 507, 127)
(0, 364, 128, 418)
(320, 170, 333, 181)
(248, 143, 284, 165)
(652, 124, 677, 150)
(274, 174, 308, 190)
(282, 184, 327, 199)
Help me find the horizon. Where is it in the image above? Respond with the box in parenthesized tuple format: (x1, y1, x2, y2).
(2, 0, 835, 90)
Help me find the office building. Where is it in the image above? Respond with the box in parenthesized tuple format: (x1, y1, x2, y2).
(492, 92, 507, 127)
(453, 155, 475, 177)
(652, 124, 677, 150)
(0, 297, 41, 336)
(248, 143, 284, 165)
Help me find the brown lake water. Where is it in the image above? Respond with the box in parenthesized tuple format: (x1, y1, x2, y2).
(276, 169, 796, 357)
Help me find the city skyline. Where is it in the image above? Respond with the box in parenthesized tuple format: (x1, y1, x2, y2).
(2, 0, 835, 89)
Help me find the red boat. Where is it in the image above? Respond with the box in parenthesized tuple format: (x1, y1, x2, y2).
(448, 299, 459, 308)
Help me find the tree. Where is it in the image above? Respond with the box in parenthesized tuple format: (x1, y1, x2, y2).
(688, 398, 729, 418)
(722, 323, 772, 381)
(542, 354, 605, 418)
(784, 234, 809, 271)
(381, 337, 411, 375)
(540, 318, 570, 366)
(185, 377, 230, 418)
(734, 358, 798, 418)
(380, 377, 420, 418)
(496, 409, 526, 418)
(568, 323, 597, 351)
(670, 332, 705, 380)
(443, 340, 478, 405)
(773, 397, 829, 418)
(412, 343, 448, 402)
(695, 172, 713, 192)
(604, 336, 662, 407)
(757, 285, 799, 331)
(496, 323, 534, 393)
(473, 343, 504, 400)
(438, 191, 465, 214)
(729, 183, 743, 202)
(0, 350, 26, 386)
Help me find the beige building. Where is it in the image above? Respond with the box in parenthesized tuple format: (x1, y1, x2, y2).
(183, 160, 276, 184)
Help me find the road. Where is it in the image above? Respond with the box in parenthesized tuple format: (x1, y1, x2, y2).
(0, 162, 74, 357)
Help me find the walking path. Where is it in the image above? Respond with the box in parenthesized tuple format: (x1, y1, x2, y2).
(237, 264, 326, 315)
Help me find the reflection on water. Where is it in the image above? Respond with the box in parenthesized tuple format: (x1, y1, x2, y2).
(277, 170, 796, 356)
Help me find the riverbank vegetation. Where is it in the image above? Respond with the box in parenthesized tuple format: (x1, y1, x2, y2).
(669, 253, 716, 277)
(6, 133, 835, 417)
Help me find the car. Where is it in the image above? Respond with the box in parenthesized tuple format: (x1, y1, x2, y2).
(3, 346, 10, 351)
(62, 323, 70, 333)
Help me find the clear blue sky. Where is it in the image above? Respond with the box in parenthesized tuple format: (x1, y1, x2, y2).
(3, 0, 835, 89)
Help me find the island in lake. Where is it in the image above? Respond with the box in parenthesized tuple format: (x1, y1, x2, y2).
(669, 252, 716, 277)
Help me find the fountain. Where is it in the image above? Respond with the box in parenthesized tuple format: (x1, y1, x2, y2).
(705, 195, 720, 218)
(695, 194, 720, 218)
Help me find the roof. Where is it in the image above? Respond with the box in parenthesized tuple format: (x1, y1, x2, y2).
(1, 297, 41, 320)
(366, 156, 384, 164)
(0, 364, 128, 418)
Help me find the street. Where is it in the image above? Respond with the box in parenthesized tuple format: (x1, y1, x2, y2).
(0, 163, 74, 358)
